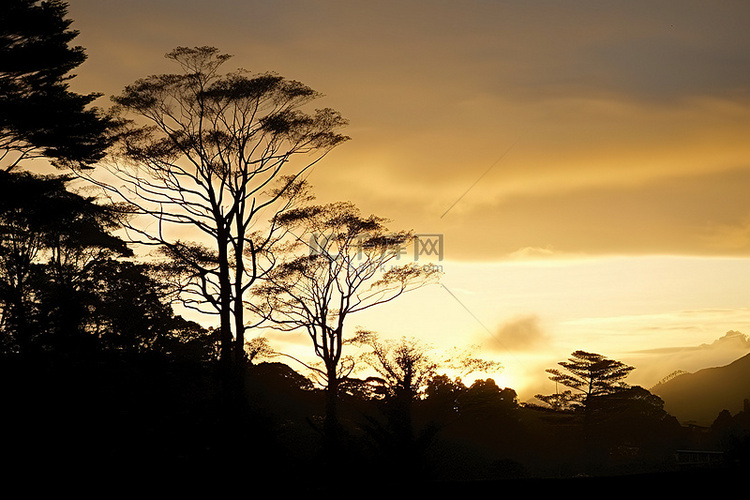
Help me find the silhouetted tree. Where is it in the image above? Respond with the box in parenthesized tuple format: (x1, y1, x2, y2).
(252, 361, 315, 390)
(583, 386, 683, 472)
(154, 314, 220, 363)
(0, 169, 219, 363)
(535, 350, 634, 413)
(710, 401, 750, 465)
(360, 335, 502, 414)
(86, 259, 171, 352)
(361, 335, 438, 401)
(0, 170, 130, 354)
(533, 390, 578, 412)
(245, 336, 273, 365)
(252, 201, 440, 453)
(355, 333, 504, 477)
(85, 258, 219, 360)
(449, 378, 521, 461)
(461, 378, 518, 419)
(358, 335, 439, 467)
(81, 46, 348, 377)
(0, 0, 113, 171)
(423, 374, 468, 419)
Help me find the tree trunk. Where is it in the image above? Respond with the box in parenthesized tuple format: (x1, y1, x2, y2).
(216, 230, 233, 371)
(324, 365, 340, 457)
(232, 238, 246, 374)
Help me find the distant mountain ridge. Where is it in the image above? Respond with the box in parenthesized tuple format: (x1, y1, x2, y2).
(650, 351, 750, 426)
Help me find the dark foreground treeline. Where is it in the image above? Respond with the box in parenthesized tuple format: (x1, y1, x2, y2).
(2, 347, 749, 487)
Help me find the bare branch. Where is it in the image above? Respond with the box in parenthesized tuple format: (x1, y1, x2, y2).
(76, 46, 348, 367)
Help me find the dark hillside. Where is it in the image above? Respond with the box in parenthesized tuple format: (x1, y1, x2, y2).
(651, 352, 750, 426)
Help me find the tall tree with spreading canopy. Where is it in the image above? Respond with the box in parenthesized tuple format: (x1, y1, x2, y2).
(252, 201, 441, 452)
(0, 0, 113, 171)
(535, 350, 634, 412)
(82, 46, 349, 374)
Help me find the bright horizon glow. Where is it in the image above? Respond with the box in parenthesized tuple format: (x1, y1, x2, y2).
(247, 254, 750, 401)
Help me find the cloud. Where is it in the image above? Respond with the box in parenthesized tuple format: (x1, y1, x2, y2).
(66, 0, 750, 262)
(439, 164, 750, 260)
(638, 330, 750, 356)
(699, 330, 750, 350)
(631, 330, 750, 387)
(485, 315, 548, 353)
(508, 246, 557, 260)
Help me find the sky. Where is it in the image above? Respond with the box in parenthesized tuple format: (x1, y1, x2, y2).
(57, 0, 750, 400)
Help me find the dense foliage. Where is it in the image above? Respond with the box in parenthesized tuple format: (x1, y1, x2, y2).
(0, 0, 113, 171)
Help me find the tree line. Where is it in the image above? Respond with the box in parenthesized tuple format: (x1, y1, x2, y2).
(2, 1, 747, 484)
(0, 0, 441, 468)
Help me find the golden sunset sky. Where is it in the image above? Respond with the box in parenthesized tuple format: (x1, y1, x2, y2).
(61, 0, 750, 400)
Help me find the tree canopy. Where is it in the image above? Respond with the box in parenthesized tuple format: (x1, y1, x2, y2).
(0, 170, 132, 354)
(535, 350, 635, 411)
(83, 46, 349, 370)
(252, 201, 441, 451)
(0, 0, 113, 171)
